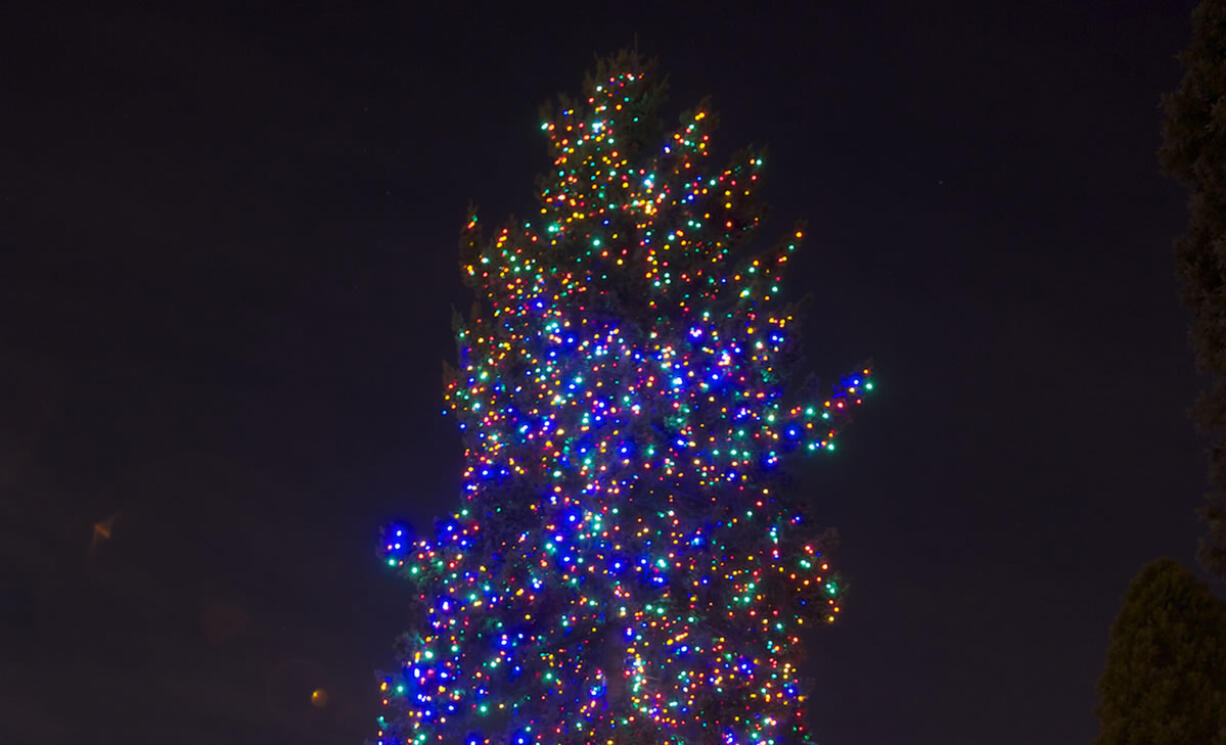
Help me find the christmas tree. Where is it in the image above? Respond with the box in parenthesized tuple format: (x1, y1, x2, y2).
(376, 51, 871, 745)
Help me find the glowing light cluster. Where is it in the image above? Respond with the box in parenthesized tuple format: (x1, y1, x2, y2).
(377, 52, 870, 745)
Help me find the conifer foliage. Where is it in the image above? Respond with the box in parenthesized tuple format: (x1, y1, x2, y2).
(375, 52, 871, 745)
(1161, 0, 1226, 579)
(1094, 559, 1226, 745)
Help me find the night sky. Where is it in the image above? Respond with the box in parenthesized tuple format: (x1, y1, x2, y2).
(4, 2, 1218, 743)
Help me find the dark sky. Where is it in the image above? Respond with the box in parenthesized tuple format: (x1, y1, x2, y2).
(3, 2, 1218, 743)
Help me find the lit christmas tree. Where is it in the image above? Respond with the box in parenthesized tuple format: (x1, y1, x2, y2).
(376, 51, 871, 745)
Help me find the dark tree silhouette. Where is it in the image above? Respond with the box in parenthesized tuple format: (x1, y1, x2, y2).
(1094, 558, 1226, 745)
(1161, 0, 1226, 580)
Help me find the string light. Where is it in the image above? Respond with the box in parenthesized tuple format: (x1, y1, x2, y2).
(377, 51, 871, 745)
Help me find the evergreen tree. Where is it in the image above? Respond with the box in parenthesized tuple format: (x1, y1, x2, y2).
(1094, 559, 1226, 745)
(375, 52, 871, 745)
(1161, 0, 1226, 579)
